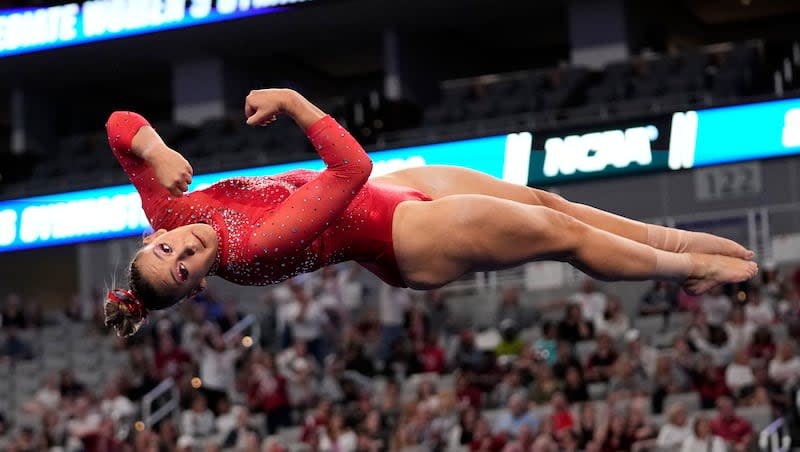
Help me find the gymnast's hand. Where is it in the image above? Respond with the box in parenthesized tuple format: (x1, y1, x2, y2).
(245, 88, 325, 130)
(146, 144, 193, 197)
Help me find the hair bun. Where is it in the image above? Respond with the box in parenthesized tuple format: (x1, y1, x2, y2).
(105, 289, 147, 337)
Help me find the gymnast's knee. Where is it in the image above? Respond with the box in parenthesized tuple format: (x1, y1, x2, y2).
(534, 189, 570, 211)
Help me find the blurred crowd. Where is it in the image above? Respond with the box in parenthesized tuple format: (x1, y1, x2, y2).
(1, 262, 800, 452)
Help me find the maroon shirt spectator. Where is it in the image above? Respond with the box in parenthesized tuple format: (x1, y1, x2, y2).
(694, 365, 731, 409)
(153, 335, 192, 380)
(710, 396, 753, 451)
(748, 326, 776, 361)
(418, 335, 446, 374)
(301, 399, 333, 443)
(455, 373, 482, 409)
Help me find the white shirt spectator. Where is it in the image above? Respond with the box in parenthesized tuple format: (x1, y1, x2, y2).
(744, 302, 774, 326)
(725, 363, 755, 393)
(724, 320, 756, 350)
(701, 294, 731, 326)
(680, 434, 726, 452)
(594, 313, 630, 342)
(216, 405, 244, 440)
(768, 356, 800, 387)
(570, 291, 607, 320)
(689, 329, 733, 367)
(319, 430, 357, 452)
(286, 300, 327, 342)
(379, 286, 411, 326)
(33, 386, 61, 411)
(181, 408, 215, 439)
(199, 345, 240, 392)
(657, 423, 691, 449)
(339, 270, 363, 311)
(100, 395, 136, 422)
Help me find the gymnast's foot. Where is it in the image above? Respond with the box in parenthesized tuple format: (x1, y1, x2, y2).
(683, 231, 754, 261)
(647, 225, 754, 260)
(682, 253, 758, 296)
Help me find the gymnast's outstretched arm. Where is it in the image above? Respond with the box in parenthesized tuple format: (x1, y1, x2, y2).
(241, 89, 374, 262)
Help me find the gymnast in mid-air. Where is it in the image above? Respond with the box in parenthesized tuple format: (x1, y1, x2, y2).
(104, 88, 757, 337)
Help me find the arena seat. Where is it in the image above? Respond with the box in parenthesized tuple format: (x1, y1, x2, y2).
(663, 392, 701, 414)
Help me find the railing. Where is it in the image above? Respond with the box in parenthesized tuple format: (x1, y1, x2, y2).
(223, 313, 260, 346)
(758, 418, 792, 452)
(141, 378, 180, 429)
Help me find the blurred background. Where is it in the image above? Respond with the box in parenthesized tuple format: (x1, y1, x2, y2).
(1, 0, 800, 451)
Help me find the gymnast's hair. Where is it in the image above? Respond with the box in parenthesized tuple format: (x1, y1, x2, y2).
(104, 253, 183, 337)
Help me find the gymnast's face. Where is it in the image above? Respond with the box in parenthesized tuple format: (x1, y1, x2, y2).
(136, 224, 219, 299)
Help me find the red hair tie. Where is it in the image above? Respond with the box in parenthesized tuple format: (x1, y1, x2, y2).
(107, 289, 148, 320)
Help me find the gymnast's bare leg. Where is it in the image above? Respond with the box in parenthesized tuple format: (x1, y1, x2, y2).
(391, 194, 757, 295)
(373, 166, 752, 260)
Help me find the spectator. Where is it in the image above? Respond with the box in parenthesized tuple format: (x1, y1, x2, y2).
(154, 334, 193, 381)
(748, 326, 777, 361)
(65, 396, 102, 449)
(651, 354, 689, 414)
(562, 365, 589, 404)
(9, 426, 37, 452)
(418, 333, 446, 373)
(570, 279, 607, 320)
(534, 321, 558, 366)
(744, 286, 774, 326)
(473, 416, 506, 451)
(725, 305, 756, 351)
(689, 324, 733, 368)
(626, 398, 658, 446)
(550, 392, 575, 433)
(553, 340, 583, 380)
(195, 326, 243, 411)
(301, 398, 333, 444)
(180, 392, 215, 442)
(656, 402, 691, 449)
(709, 396, 753, 452)
(98, 379, 136, 423)
(40, 409, 67, 450)
(639, 281, 677, 321)
(573, 402, 599, 450)
(493, 368, 527, 406)
(530, 365, 561, 405)
(694, 360, 731, 409)
(0, 325, 33, 361)
(739, 365, 788, 411)
(496, 286, 526, 325)
(608, 356, 648, 398)
(21, 374, 61, 415)
(585, 333, 618, 383)
(285, 283, 329, 364)
(247, 351, 291, 435)
(701, 285, 732, 326)
(680, 416, 726, 452)
(338, 263, 364, 317)
(768, 339, 800, 388)
(501, 423, 536, 452)
(600, 411, 632, 452)
(319, 411, 357, 452)
(593, 296, 630, 341)
(725, 348, 755, 396)
(494, 392, 538, 438)
(495, 319, 525, 358)
(216, 298, 244, 333)
(558, 303, 594, 343)
(220, 407, 260, 451)
(378, 285, 410, 364)
(624, 329, 658, 377)
(59, 368, 86, 399)
(426, 289, 452, 340)
(1, 293, 27, 329)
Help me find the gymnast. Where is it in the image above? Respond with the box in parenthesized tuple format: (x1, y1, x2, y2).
(104, 88, 757, 337)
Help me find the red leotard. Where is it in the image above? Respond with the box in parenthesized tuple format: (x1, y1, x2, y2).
(106, 112, 431, 287)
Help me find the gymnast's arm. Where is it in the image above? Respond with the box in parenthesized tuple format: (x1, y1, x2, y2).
(242, 89, 373, 261)
(106, 111, 194, 199)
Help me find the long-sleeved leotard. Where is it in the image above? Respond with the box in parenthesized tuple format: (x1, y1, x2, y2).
(106, 112, 431, 287)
